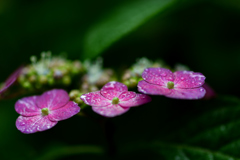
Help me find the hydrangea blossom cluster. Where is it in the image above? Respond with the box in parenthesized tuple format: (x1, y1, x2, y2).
(0, 54, 211, 134)
(138, 68, 206, 99)
(80, 81, 151, 117)
(15, 89, 80, 134)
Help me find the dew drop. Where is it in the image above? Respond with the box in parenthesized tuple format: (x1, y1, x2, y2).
(180, 77, 184, 80)
(191, 80, 195, 84)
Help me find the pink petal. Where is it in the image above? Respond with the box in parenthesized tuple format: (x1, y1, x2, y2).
(120, 93, 152, 107)
(16, 115, 57, 134)
(142, 68, 174, 86)
(174, 71, 205, 89)
(119, 91, 136, 101)
(0, 66, 23, 94)
(165, 87, 206, 99)
(48, 101, 80, 121)
(137, 80, 171, 95)
(202, 83, 216, 99)
(80, 91, 111, 107)
(100, 81, 128, 100)
(92, 104, 129, 117)
(36, 89, 69, 110)
(15, 96, 41, 116)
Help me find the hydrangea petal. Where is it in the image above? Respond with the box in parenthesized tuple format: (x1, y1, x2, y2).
(118, 91, 136, 101)
(165, 87, 206, 99)
(15, 96, 41, 116)
(120, 93, 152, 107)
(0, 66, 23, 94)
(137, 80, 171, 95)
(202, 83, 216, 99)
(100, 81, 128, 100)
(36, 89, 69, 110)
(92, 104, 129, 117)
(81, 91, 111, 107)
(16, 115, 57, 134)
(174, 71, 206, 89)
(142, 68, 174, 86)
(48, 101, 80, 121)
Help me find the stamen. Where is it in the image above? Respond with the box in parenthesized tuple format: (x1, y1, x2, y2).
(167, 81, 174, 89)
(112, 97, 119, 104)
(41, 108, 49, 116)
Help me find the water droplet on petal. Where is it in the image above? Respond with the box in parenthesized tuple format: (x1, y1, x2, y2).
(180, 77, 184, 80)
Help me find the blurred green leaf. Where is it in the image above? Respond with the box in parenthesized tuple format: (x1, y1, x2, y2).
(82, 0, 175, 59)
(35, 145, 105, 160)
(118, 142, 239, 160)
(152, 142, 239, 160)
(115, 95, 240, 159)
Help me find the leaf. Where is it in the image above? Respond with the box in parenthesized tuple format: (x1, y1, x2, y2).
(35, 145, 105, 160)
(153, 142, 239, 160)
(118, 142, 239, 160)
(82, 0, 175, 59)
(114, 95, 240, 159)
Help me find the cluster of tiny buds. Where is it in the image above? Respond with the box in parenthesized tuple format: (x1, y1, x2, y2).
(69, 90, 83, 105)
(122, 57, 165, 88)
(18, 52, 84, 90)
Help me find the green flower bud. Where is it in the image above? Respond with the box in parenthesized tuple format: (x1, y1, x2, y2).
(62, 76, 71, 85)
(39, 75, 48, 84)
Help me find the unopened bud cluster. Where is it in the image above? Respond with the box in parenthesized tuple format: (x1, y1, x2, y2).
(18, 51, 84, 90)
(79, 58, 117, 93)
(122, 57, 166, 88)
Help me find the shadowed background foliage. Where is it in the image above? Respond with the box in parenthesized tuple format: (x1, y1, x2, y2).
(0, 0, 240, 159)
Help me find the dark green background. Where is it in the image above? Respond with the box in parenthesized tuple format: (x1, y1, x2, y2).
(1, 0, 240, 159)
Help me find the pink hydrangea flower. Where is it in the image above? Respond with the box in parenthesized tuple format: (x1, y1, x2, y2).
(0, 66, 23, 95)
(80, 81, 151, 117)
(15, 89, 80, 134)
(137, 68, 206, 99)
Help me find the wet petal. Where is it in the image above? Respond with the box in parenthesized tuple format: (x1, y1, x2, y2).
(16, 115, 57, 134)
(202, 83, 216, 99)
(118, 91, 136, 101)
(137, 80, 171, 95)
(142, 68, 174, 86)
(0, 66, 23, 94)
(174, 71, 205, 89)
(92, 104, 129, 117)
(80, 91, 111, 107)
(100, 81, 128, 100)
(165, 87, 206, 99)
(48, 101, 80, 121)
(120, 93, 151, 107)
(15, 96, 41, 116)
(36, 89, 69, 110)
